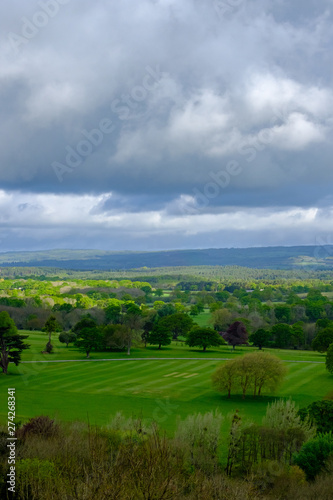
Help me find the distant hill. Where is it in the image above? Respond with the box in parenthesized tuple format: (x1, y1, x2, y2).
(0, 246, 332, 271)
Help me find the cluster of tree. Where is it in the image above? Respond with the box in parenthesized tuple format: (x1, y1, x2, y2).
(250, 322, 305, 349)
(69, 303, 145, 357)
(0, 297, 25, 308)
(176, 281, 218, 291)
(69, 307, 230, 356)
(212, 352, 287, 399)
(225, 400, 316, 476)
(3, 272, 333, 359)
(248, 318, 333, 351)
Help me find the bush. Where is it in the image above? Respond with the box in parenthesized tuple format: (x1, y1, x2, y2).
(58, 331, 77, 347)
(298, 400, 333, 434)
(17, 416, 59, 440)
(45, 341, 53, 353)
(293, 432, 333, 480)
(16, 459, 57, 498)
(250, 462, 306, 494)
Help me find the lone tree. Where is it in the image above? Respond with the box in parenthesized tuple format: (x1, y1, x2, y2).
(74, 325, 103, 358)
(105, 323, 143, 355)
(186, 327, 224, 352)
(58, 332, 77, 347)
(72, 316, 97, 335)
(0, 311, 30, 374)
(160, 313, 194, 340)
(221, 321, 249, 350)
(149, 320, 172, 349)
(43, 315, 61, 353)
(122, 309, 144, 355)
(249, 328, 271, 350)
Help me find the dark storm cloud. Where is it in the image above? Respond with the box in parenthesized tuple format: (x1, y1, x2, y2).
(0, 0, 333, 250)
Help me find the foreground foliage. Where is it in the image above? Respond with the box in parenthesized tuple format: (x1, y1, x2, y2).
(293, 432, 333, 480)
(0, 410, 331, 500)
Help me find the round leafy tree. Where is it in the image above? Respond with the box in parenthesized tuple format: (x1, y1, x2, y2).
(186, 327, 224, 352)
(58, 332, 77, 347)
(148, 320, 172, 349)
(221, 321, 249, 350)
(43, 315, 61, 353)
(293, 432, 333, 480)
(249, 328, 271, 350)
(298, 399, 333, 434)
(312, 328, 333, 353)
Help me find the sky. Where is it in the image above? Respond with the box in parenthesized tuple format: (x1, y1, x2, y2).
(0, 0, 333, 252)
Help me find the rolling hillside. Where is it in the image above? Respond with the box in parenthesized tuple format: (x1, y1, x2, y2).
(0, 246, 332, 271)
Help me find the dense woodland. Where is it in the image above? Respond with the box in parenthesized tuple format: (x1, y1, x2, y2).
(1, 269, 333, 355)
(1, 246, 333, 270)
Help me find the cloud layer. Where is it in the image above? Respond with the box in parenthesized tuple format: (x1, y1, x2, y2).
(0, 0, 333, 250)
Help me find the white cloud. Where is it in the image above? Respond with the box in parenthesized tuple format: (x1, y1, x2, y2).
(0, 190, 330, 247)
(0, 1, 332, 250)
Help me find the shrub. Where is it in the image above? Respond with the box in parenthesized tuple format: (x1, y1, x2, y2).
(293, 432, 333, 480)
(16, 459, 57, 499)
(58, 331, 77, 347)
(298, 400, 333, 434)
(45, 341, 53, 353)
(106, 411, 153, 438)
(17, 416, 59, 440)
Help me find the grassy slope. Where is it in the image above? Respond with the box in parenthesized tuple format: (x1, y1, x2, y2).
(0, 332, 331, 435)
(17, 330, 326, 362)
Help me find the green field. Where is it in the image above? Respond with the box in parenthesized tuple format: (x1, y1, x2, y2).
(0, 332, 331, 435)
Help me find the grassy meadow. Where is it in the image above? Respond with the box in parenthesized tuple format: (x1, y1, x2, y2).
(0, 329, 331, 436)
